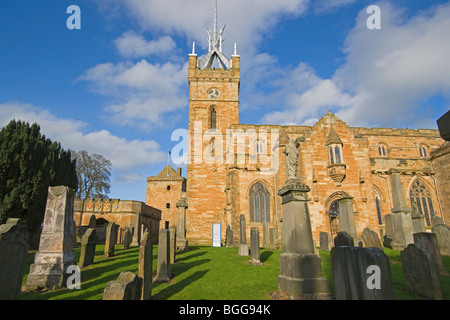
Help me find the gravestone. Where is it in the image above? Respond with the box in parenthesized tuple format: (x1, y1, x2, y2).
(104, 222, 118, 257)
(176, 198, 189, 251)
(401, 244, 442, 300)
(277, 179, 330, 298)
(338, 197, 359, 244)
(331, 246, 395, 300)
(72, 219, 77, 248)
(268, 227, 277, 250)
(320, 232, 332, 251)
(334, 231, 354, 247)
(385, 173, 414, 250)
(139, 230, 152, 300)
(413, 232, 448, 276)
(361, 228, 383, 250)
(155, 229, 171, 282)
(169, 226, 176, 264)
(411, 212, 426, 234)
(249, 227, 262, 265)
(131, 212, 141, 247)
(0, 219, 29, 300)
(432, 224, 450, 256)
(238, 214, 249, 256)
(25, 186, 76, 291)
(225, 225, 233, 247)
(79, 228, 97, 268)
(123, 226, 133, 250)
(431, 216, 444, 227)
(88, 215, 96, 228)
(103, 271, 142, 300)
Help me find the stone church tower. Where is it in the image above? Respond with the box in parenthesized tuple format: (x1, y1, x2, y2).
(185, 11, 241, 244)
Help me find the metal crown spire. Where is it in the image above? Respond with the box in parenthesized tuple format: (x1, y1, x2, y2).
(198, 0, 232, 70)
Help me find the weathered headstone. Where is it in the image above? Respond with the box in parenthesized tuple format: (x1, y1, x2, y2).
(331, 246, 395, 300)
(431, 215, 444, 227)
(401, 244, 442, 300)
(277, 179, 330, 298)
(123, 226, 133, 250)
(103, 271, 142, 300)
(338, 197, 359, 244)
(268, 227, 277, 249)
(104, 222, 118, 257)
(334, 231, 354, 247)
(88, 215, 96, 228)
(361, 228, 383, 251)
(169, 226, 176, 264)
(79, 228, 97, 268)
(155, 229, 171, 282)
(225, 225, 234, 247)
(176, 198, 189, 251)
(320, 232, 332, 251)
(131, 212, 141, 247)
(385, 173, 414, 250)
(0, 219, 29, 300)
(432, 224, 450, 256)
(413, 232, 448, 276)
(238, 214, 249, 256)
(249, 227, 262, 265)
(25, 186, 76, 291)
(139, 230, 152, 300)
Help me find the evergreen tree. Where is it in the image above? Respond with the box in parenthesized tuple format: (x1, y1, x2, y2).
(0, 120, 78, 233)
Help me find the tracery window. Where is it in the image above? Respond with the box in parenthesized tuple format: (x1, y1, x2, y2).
(328, 145, 343, 165)
(409, 179, 435, 226)
(378, 144, 387, 157)
(249, 182, 271, 223)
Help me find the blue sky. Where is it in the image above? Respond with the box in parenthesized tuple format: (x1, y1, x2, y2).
(1, 0, 449, 202)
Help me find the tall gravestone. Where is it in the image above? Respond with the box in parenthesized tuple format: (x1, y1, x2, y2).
(155, 229, 171, 282)
(79, 228, 97, 268)
(384, 173, 414, 250)
(123, 226, 133, 250)
(331, 246, 395, 300)
(401, 244, 442, 300)
(320, 232, 332, 251)
(25, 186, 76, 291)
(338, 197, 358, 244)
(169, 226, 177, 264)
(176, 198, 189, 251)
(139, 230, 153, 300)
(277, 179, 330, 298)
(104, 222, 118, 257)
(0, 219, 29, 300)
(238, 214, 249, 256)
(249, 227, 262, 265)
(225, 225, 234, 247)
(131, 212, 141, 247)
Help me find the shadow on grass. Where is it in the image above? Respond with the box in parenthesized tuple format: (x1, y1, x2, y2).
(153, 270, 210, 300)
(260, 251, 273, 263)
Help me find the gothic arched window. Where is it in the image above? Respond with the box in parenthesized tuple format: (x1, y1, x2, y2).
(374, 191, 383, 225)
(410, 179, 435, 226)
(249, 182, 271, 223)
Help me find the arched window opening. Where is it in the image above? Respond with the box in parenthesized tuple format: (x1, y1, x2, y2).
(249, 182, 271, 223)
(410, 179, 435, 226)
(210, 108, 217, 130)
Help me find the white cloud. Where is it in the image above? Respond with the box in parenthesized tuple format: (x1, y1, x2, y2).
(0, 102, 166, 172)
(114, 32, 176, 58)
(80, 59, 188, 131)
(261, 2, 450, 129)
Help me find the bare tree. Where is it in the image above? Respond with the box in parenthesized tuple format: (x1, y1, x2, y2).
(71, 150, 111, 199)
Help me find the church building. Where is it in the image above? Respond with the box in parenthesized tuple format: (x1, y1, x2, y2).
(146, 11, 447, 246)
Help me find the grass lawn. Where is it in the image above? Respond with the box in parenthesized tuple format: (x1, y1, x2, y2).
(19, 244, 450, 300)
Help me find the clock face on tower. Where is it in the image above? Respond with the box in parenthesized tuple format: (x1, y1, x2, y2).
(208, 88, 220, 99)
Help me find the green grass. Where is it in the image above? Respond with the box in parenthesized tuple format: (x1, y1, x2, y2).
(19, 244, 450, 300)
